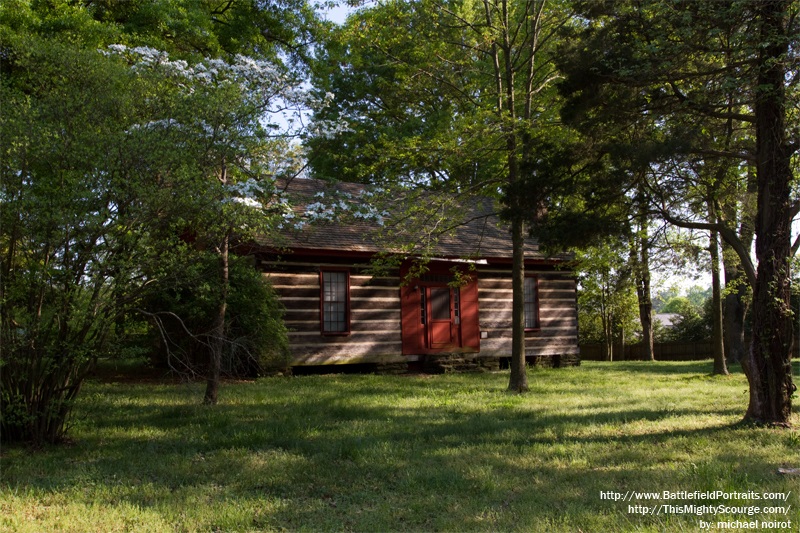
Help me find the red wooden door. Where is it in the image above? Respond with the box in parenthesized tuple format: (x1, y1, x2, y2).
(427, 286, 454, 348)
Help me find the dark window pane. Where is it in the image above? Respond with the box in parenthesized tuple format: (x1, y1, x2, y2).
(524, 277, 538, 329)
(430, 287, 450, 320)
(322, 271, 348, 332)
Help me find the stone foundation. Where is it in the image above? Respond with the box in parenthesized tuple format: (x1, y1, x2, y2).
(527, 353, 581, 368)
(369, 353, 580, 375)
(420, 354, 500, 374)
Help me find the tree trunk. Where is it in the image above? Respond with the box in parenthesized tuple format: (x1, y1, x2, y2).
(204, 230, 228, 405)
(508, 215, 529, 392)
(204, 164, 230, 406)
(631, 204, 654, 361)
(722, 252, 749, 365)
(721, 189, 754, 367)
(743, 0, 795, 425)
(709, 223, 728, 375)
(601, 275, 613, 362)
(615, 322, 625, 362)
(635, 272, 654, 361)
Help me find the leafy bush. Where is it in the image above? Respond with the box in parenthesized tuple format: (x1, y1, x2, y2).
(144, 251, 289, 377)
(655, 296, 712, 342)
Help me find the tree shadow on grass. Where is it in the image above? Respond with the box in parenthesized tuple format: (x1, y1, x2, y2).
(590, 359, 800, 378)
(3, 372, 797, 531)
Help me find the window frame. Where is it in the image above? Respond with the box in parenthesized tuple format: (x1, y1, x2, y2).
(524, 275, 540, 331)
(320, 269, 351, 335)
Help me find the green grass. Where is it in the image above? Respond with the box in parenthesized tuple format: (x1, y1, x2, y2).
(2, 361, 799, 532)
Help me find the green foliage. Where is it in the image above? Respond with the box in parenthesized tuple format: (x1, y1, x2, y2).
(652, 286, 681, 313)
(144, 252, 289, 377)
(0, 22, 160, 443)
(309, 1, 498, 186)
(550, 0, 768, 258)
(660, 296, 695, 315)
(308, 0, 573, 195)
(657, 294, 713, 343)
(0, 0, 321, 442)
(576, 242, 640, 347)
(652, 285, 715, 343)
(226, 261, 289, 374)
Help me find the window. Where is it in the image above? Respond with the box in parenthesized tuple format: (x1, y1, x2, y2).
(524, 276, 539, 329)
(453, 287, 461, 325)
(420, 288, 427, 324)
(321, 270, 349, 334)
(419, 283, 460, 325)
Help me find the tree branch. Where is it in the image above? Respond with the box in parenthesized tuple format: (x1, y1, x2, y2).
(658, 210, 756, 287)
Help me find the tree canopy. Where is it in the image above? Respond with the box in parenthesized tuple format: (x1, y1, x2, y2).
(554, 0, 798, 424)
(0, 0, 322, 442)
(309, 0, 580, 391)
(2, 0, 798, 443)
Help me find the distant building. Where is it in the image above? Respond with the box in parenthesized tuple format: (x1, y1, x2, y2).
(655, 313, 680, 329)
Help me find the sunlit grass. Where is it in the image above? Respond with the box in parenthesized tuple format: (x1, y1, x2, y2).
(1, 361, 798, 532)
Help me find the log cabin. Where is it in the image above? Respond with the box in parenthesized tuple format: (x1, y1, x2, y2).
(252, 178, 579, 372)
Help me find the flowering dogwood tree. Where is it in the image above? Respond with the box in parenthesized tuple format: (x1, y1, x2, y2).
(0, 1, 327, 442)
(107, 45, 331, 404)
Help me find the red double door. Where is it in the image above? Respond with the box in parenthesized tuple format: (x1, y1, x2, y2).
(400, 263, 480, 355)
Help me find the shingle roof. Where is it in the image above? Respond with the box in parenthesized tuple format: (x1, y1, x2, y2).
(259, 178, 547, 260)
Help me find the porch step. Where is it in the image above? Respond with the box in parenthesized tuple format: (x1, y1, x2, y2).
(422, 354, 500, 374)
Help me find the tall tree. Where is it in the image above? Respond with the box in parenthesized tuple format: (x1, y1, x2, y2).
(309, 0, 574, 392)
(708, 218, 729, 375)
(576, 242, 639, 361)
(105, 40, 315, 404)
(1, 10, 167, 443)
(747, 0, 796, 425)
(629, 189, 655, 361)
(555, 0, 798, 424)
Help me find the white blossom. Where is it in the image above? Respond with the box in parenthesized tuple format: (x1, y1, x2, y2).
(231, 196, 261, 208)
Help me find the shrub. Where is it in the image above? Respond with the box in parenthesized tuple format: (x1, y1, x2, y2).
(144, 252, 289, 377)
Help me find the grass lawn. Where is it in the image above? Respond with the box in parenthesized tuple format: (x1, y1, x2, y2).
(1, 361, 799, 532)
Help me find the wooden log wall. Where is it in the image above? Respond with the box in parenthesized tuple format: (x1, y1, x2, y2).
(261, 258, 408, 365)
(261, 258, 579, 367)
(476, 266, 579, 362)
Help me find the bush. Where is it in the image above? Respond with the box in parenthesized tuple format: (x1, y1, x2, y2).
(144, 252, 289, 377)
(655, 296, 712, 342)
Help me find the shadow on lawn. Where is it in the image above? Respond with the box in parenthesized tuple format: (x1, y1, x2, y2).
(5, 371, 796, 530)
(592, 359, 800, 378)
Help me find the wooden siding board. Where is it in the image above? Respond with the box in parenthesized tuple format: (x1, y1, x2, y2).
(274, 287, 398, 299)
(291, 343, 405, 358)
(286, 317, 399, 326)
(478, 288, 575, 298)
(480, 315, 577, 328)
(267, 276, 399, 288)
(281, 297, 398, 310)
(285, 310, 400, 321)
(481, 328, 578, 340)
(477, 341, 583, 357)
(288, 328, 401, 336)
(292, 353, 418, 365)
(480, 300, 574, 310)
